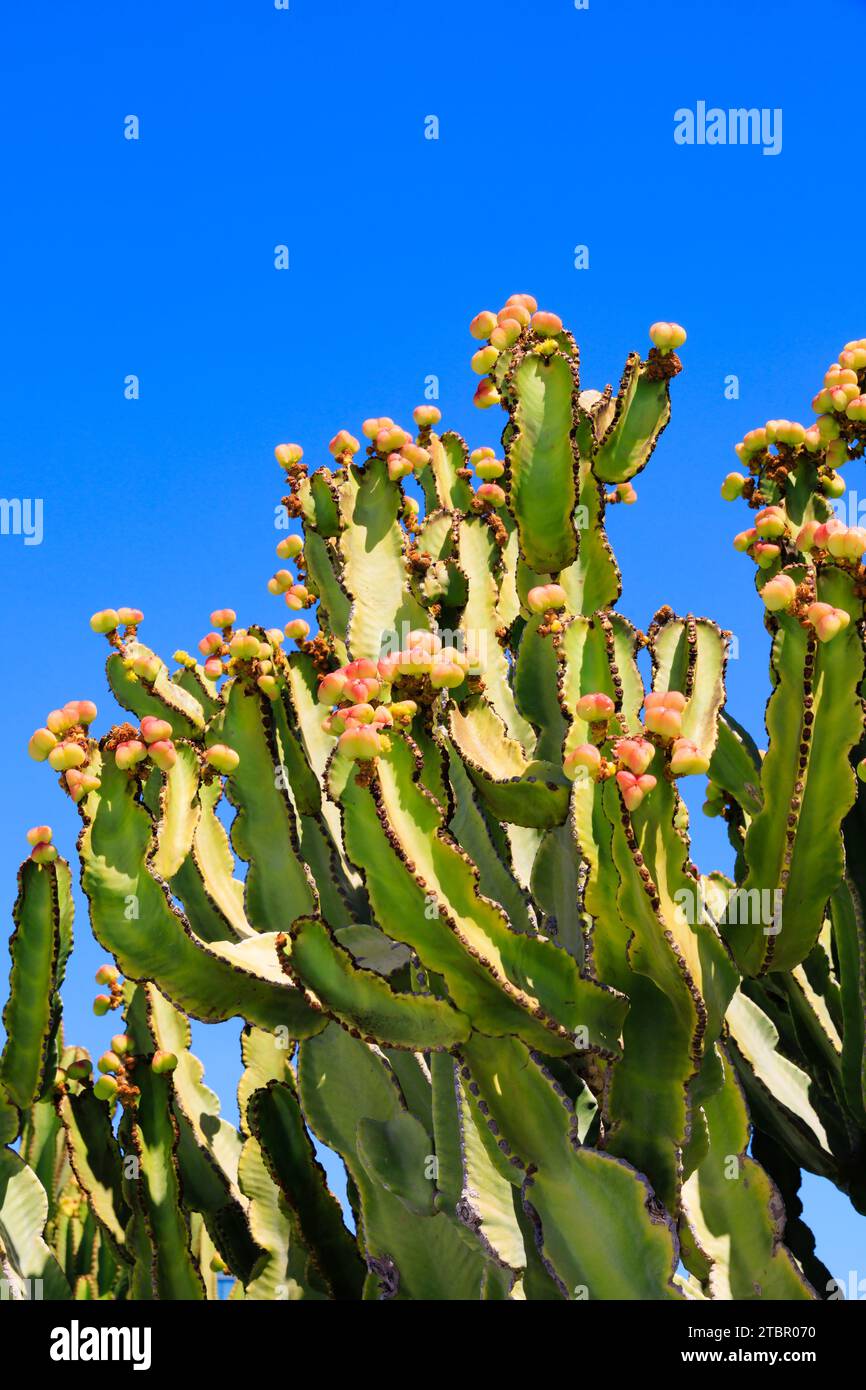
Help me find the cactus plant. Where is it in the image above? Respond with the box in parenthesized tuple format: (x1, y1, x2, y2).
(3, 298, 865, 1300)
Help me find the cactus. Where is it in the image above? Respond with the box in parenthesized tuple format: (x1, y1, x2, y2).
(3, 300, 866, 1300)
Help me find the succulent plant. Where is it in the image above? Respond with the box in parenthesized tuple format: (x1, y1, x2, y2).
(3, 299, 866, 1301)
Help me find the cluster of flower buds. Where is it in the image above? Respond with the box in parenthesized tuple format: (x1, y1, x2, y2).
(26, 824, 57, 864)
(612, 736, 657, 809)
(526, 584, 569, 629)
(114, 715, 177, 774)
(28, 700, 101, 802)
(197, 609, 285, 694)
(806, 601, 850, 643)
(797, 518, 866, 562)
(760, 571, 852, 641)
(275, 443, 305, 475)
(648, 322, 687, 354)
(643, 690, 686, 740)
(325, 702, 395, 762)
(469, 294, 566, 409)
(89, 606, 144, 638)
(92, 962, 124, 1019)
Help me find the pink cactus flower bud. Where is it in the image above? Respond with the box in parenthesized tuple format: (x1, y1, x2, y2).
(720, 472, 746, 501)
(283, 587, 308, 612)
(506, 293, 538, 313)
(48, 742, 87, 772)
(842, 346, 866, 370)
(840, 527, 866, 560)
(471, 346, 500, 375)
(816, 415, 841, 443)
(93, 1074, 118, 1102)
(132, 653, 161, 683)
(474, 458, 505, 480)
(257, 674, 280, 700)
(95, 962, 119, 985)
(28, 727, 58, 761)
(65, 769, 99, 802)
(26, 824, 53, 847)
(63, 700, 96, 726)
(812, 519, 845, 548)
(203, 657, 224, 680)
(329, 430, 361, 459)
(845, 395, 866, 422)
(803, 426, 822, 452)
(342, 702, 376, 725)
(117, 608, 143, 627)
(317, 671, 348, 705)
(148, 740, 177, 773)
(115, 740, 148, 771)
(346, 659, 379, 679)
(407, 630, 442, 655)
(377, 653, 401, 684)
(575, 692, 615, 723)
(795, 521, 819, 552)
(732, 529, 756, 553)
(362, 417, 385, 439)
(563, 743, 602, 782)
(111, 1034, 130, 1056)
(400, 443, 431, 469)
(806, 602, 850, 643)
(152, 1050, 178, 1075)
(338, 723, 382, 762)
(205, 744, 240, 775)
(267, 570, 293, 596)
(92, 994, 112, 1018)
(375, 425, 409, 455)
(30, 841, 58, 865)
(229, 631, 260, 660)
(430, 659, 466, 690)
(760, 573, 797, 612)
(400, 645, 434, 677)
(530, 311, 563, 339)
(46, 708, 76, 735)
(743, 428, 769, 452)
(140, 716, 172, 744)
(470, 310, 498, 340)
(825, 440, 848, 473)
(614, 737, 655, 776)
(475, 482, 506, 506)
(527, 583, 568, 615)
(413, 405, 442, 428)
(753, 542, 781, 569)
(643, 691, 685, 740)
(754, 506, 787, 539)
(776, 421, 807, 447)
(199, 632, 223, 656)
(276, 535, 303, 561)
(489, 319, 522, 350)
(616, 770, 657, 812)
(285, 619, 310, 642)
(387, 452, 412, 482)
(98, 1051, 121, 1075)
(473, 380, 501, 409)
(372, 706, 393, 727)
(470, 447, 495, 465)
(210, 608, 237, 629)
(389, 700, 417, 725)
(343, 676, 378, 704)
(617, 482, 638, 504)
(274, 443, 304, 468)
(90, 609, 119, 634)
(669, 738, 710, 777)
(498, 301, 531, 328)
(648, 322, 686, 351)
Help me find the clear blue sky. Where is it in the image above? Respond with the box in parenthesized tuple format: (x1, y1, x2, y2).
(1, 0, 864, 1288)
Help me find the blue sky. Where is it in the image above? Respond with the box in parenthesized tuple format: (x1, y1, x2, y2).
(1, 0, 865, 1287)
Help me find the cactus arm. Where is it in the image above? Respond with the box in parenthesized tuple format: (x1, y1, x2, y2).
(236, 1135, 327, 1300)
(0, 856, 73, 1110)
(0, 1146, 71, 1298)
(418, 431, 474, 512)
(169, 778, 253, 943)
(448, 698, 570, 829)
(55, 1085, 131, 1260)
(681, 1045, 815, 1299)
(649, 613, 728, 761)
(249, 1080, 364, 1298)
(709, 711, 764, 818)
(298, 1023, 489, 1299)
(728, 568, 864, 974)
(503, 351, 580, 574)
(513, 613, 567, 762)
(370, 737, 627, 1055)
(444, 740, 536, 937)
(339, 458, 428, 661)
(450, 1062, 527, 1278)
(749, 1128, 835, 1297)
(173, 661, 222, 720)
(558, 462, 621, 615)
(456, 517, 533, 745)
(217, 679, 318, 930)
(301, 531, 351, 657)
(457, 1033, 681, 1300)
(146, 987, 262, 1283)
(591, 351, 675, 484)
(145, 744, 200, 882)
(277, 917, 472, 1049)
(123, 986, 206, 1299)
(106, 642, 206, 737)
(831, 881, 866, 1124)
(529, 824, 584, 960)
(79, 751, 325, 1034)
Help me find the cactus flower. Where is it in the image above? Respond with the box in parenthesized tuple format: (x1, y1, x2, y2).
(26, 825, 53, 847)
(669, 738, 710, 777)
(527, 583, 568, 614)
(48, 742, 87, 772)
(648, 322, 687, 351)
(93, 1075, 118, 1101)
(643, 690, 686, 740)
(563, 743, 602, 781)
(490, 319, 522, 350)
(575, 692, 615, 723)
(274, 443, 303, 468)
(760, 573, 797, 612)
(338, 724, 382, 761)
(30, 841, 58, 865)
(754, 506, 787, 539)
(132, 653, 161, 683)
(148, 740, 177, 773)
(140, 716, 172, 744)
(413, 405, 442, 428)
(806, 602, 850, 643)
(93, 995, 112, 1018)
(318, 671, 348, 705)
(276, 535, 304, 560)
(90, 609, 119, 634)
(28, 728, 58, 761)
(285, 619, 310, 641)
(152, 1050, 178, 1075)
(115, 740, 148, 771)
(469, 310, 498, 340)
(210, 608, 237, 629)
(203, 657, 224, 680)
(476, 482, 506, 506)
(98, 1051, 121, 1075)
(530, 311, 563, 339)
(471, 346, 500, 375)
(616, 770, 657, 811)
(329, 430, 361, 458)
(473, 380, 501, 409)
(205, 745, 240, 775)
(614, 737, 655, 776)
